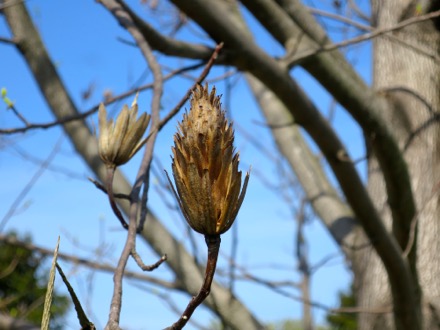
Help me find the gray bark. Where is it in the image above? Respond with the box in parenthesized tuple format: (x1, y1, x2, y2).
(357, 1, 440, 329)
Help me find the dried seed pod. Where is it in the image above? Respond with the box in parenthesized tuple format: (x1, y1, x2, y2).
(169, 84, 250, 235)
(98, 95, 151, 167)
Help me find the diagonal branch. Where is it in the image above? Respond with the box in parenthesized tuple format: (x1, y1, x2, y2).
(245, 75, 359, 258)
(0, 62, 204, 135)
(0, 233, 178, 289)
(274, 0, 420, 255)
(285, 9, 440, 64)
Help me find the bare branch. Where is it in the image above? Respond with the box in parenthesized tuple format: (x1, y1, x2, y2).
(158, 42, 224, 130)
(0, 137, 63, 231)
(307, 6, 371, 31)
(5, 103, 30, 126)
(0, 233, 178, 289)
(116, 0, 215, 60)
(88, 178, 131, 201)
(0, 62, 204, 135)
(131, 250, 167, 271)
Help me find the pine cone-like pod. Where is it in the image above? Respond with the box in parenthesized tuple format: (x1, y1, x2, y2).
(169, 84, 250, 235)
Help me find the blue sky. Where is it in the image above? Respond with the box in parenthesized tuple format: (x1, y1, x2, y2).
(0, 1, 371, 329)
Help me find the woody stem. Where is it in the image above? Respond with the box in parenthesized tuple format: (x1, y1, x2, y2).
(106, 165, 128, 229)
(167, 235, 221, 330)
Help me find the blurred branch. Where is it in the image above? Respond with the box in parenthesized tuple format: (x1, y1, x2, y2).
(246, 76, 358, 257)
(157, 42, 224, 130)
(307, 6, 371, 31)
(115, 0, 214, 60)
(98, 1, 167, 328)
(347, 0, 371, 22)
(12, 144, 85, 180)
(0, 36, 17, 44)
(0, 233, 178, 289)
(2, 102, 30, 126)
(0, 136, 63, 232)
(88, 178, 131, 201)
(115, 0, 234, 66)
(286, 9, 440, 64)
(0, 62, 204, 135)
(295, 199, 313, 330)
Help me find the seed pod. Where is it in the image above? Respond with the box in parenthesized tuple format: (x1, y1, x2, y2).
(98, 95, 150, 167)
(168, 84, 250, 235)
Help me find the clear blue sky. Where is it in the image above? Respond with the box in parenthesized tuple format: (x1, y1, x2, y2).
(0, 1, 371, 329)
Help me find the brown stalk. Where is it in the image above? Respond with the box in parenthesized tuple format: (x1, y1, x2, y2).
(166, 235, 221, 330)
(105, 165, 128, 229)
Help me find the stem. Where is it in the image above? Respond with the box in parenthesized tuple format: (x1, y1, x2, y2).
(106, 165, 128, 229)
(167, 235, 221, 330)
(105, 205, 138, 330)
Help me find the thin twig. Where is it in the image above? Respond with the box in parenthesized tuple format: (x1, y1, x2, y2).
(0, 45, 221, 136)
(131, 250, 167, 271)
(330, 305, 392, 314)
(347, 0, 371, 22)
(307, 6, 371, 31)
(0, 136, 63, 232)
(401, 176, 440, 258)
(88, 178, 131, 201)
(286, 9, 440, 65)
(0, 233, 176, 288)
(158, 42, 224, 130)
(13, 144, 85, 180)
(0, 62, 204, 135)
(7, 103, 30, 125)
(105, 166, 128, 229)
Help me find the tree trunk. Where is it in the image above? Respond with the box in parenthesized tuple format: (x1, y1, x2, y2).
(356, 1, 440, 328)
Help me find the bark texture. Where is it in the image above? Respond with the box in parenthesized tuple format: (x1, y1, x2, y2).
(357, 1, 440, 328)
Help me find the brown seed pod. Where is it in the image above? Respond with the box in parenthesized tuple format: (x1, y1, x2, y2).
(168, 84, 250, 235)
